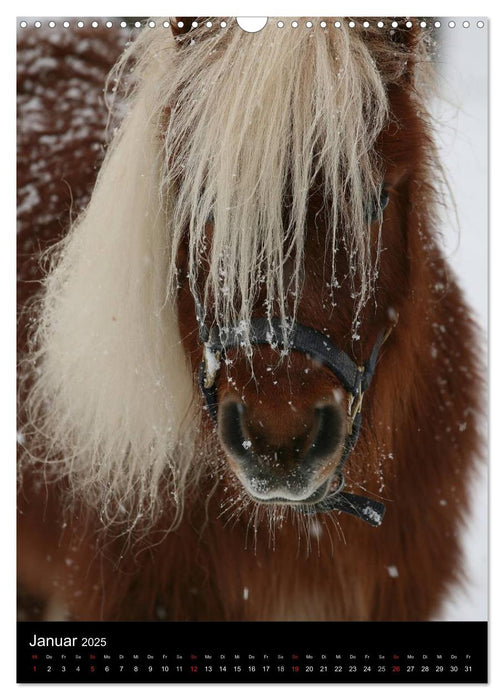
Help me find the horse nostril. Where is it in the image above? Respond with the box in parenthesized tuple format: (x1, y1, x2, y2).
(220, 399, 344, 468)
(306, 404, 344, 465)
(219, 400, 250, 461)
(218, 399, 345, 502)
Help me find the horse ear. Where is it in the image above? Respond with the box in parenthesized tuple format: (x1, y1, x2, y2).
(371, 18, 432, 86)
(170, 17, 199, 37)
(388, 18, 425, 46)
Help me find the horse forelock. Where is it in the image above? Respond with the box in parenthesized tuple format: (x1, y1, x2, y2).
(125, 19, 433, 337)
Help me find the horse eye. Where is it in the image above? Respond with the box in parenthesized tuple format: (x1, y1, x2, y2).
(368, 187, 389, 223)
(379, 188, 389, 212)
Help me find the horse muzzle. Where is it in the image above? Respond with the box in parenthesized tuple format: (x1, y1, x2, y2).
(197, 316, 389, 525)
(218, 399, 345, 504)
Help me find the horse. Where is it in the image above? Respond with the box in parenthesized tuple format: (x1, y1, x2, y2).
(17, 17, 482, 622)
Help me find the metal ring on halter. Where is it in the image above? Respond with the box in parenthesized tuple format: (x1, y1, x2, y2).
(330, 468, 345, 496)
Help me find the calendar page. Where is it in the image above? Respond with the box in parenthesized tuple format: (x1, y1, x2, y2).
(16, 16, 488, 683)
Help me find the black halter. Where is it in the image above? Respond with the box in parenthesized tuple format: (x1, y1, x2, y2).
(197, 314, 392, 527)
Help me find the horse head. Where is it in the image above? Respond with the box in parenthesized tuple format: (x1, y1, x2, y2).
(23, 18, 441, 531)
(170, 19, 429, 520)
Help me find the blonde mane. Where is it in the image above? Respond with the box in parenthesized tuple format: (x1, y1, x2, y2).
(21, 19, 431, 530)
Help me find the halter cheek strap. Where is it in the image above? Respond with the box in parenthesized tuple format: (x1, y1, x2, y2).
(197, 316, 394, 527)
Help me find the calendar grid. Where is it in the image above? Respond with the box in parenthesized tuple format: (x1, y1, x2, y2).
(17, 621, 487, 683)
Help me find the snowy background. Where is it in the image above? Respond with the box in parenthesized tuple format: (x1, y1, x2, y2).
(432, 20, 488, 621)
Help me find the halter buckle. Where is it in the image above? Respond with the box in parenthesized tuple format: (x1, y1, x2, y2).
(348, 366, 365, 435)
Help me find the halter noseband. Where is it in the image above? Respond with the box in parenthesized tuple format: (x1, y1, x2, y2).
(197, 312, 394, 527)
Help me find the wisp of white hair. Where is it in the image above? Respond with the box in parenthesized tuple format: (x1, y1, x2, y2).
(21, 19, 427, 530)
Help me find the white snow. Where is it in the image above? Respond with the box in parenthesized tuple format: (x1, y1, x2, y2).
(386, 565, 399, 579)
(203, 343, 221, 384)
(431, 23, 488, 622)
(362, 505, 382, 525)
(332, 388, 344, 405)
(387, 307, 398, 323)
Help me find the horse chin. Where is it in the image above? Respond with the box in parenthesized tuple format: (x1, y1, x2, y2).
(242, 474, 333, 507)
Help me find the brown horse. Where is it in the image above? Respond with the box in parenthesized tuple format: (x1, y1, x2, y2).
(17, 18, 482, 622)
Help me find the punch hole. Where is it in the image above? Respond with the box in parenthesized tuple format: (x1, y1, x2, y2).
(377, 21, 384, 28)
(106, 21, 113, 28)
(420, 21, 427, 28)
(477, 20, 485, 28)
(163, 21, 170, 28)
(120, 21, 127, 28)
(391, 21, 398, 28)
(291, 21, 299, 28)
(348, 21, 355, 28)
(77, 21, 84, 28)
(363, 21, 370, 28)
(448, 21, 456, 28)
(20, 20, 27, 28)
(49, 21, 56, 28)
(63, 21, 70, 28)
(192, 21, 198, 28)
(434, 21, 441, 28)
(92, 21, 98, 28)
(149, 21, 156, 28)
(34, 21, 41, 28)
(134, 21, 141, 28)
(306, 21, 313, 28)
(463, 21, 470, 28)
(334, 21, 341, 28)
(320, 21, 326, 28)
(236, 17, 267, 33)
(221, 21, 227, 28)
(406, 21, 412, 28)
(277, 21, 284, 28)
